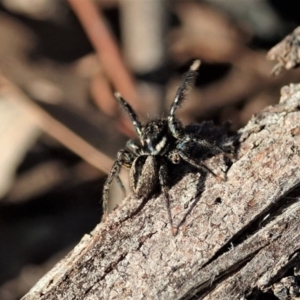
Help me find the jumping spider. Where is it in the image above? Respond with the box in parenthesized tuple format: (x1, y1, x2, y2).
(103, 60, 227, 231)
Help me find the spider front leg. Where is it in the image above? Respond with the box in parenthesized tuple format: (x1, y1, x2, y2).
(102, 149, 133, 220)
(114, 93, 143, 141)
(168, 60, 201, 140)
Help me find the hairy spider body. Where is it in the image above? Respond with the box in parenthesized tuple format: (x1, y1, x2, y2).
(102, 60, 226, 230)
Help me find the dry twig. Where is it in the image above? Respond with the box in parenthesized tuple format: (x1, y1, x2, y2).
(267, 27, 300, 75)
(0, 73, 114, 174)
(68, 0, 138, 117)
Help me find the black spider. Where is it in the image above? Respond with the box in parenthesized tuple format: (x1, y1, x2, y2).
(102, 60, 226, 231)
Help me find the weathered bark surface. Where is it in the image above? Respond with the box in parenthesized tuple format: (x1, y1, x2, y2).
(267, 26, 300, 75)
(22, 84, 300, 300)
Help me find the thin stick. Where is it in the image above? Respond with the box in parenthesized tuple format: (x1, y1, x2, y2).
(68, 0, 138, 104)
(0, 74, 114, 174)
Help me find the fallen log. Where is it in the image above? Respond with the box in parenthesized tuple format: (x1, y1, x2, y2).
(22, 83, 300, 299)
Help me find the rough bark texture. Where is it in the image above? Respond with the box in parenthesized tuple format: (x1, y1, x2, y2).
(267, 26, 300, 75)
(22, 84, 300, 299)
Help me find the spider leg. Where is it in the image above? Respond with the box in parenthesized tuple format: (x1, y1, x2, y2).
(115, 93, 143, 139)
(168, 60, 201, 140)
(175, 149, 222, 179)
(158, 160, 176, 235)
(102, 149, 133, 219)
(178, 135, 227, 156)
(126, 139, 142, 156)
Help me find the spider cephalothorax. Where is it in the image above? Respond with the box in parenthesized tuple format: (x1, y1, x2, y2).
(102, 60, 226, 231)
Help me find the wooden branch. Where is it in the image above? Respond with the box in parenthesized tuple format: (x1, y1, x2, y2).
(68, 0, 139, 107)
(22, 83, 300, 299)
(267, 26, 300, 75)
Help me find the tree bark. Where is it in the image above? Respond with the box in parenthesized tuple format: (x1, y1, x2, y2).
(22, 83, 300, 299)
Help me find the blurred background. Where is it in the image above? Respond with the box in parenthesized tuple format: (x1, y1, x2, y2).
(0, 0, 300, 299)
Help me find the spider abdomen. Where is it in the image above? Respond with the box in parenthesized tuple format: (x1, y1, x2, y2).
(129, 155, 158, 198)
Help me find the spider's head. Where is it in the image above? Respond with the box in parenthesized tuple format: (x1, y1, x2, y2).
(141, 119, 170, 155)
